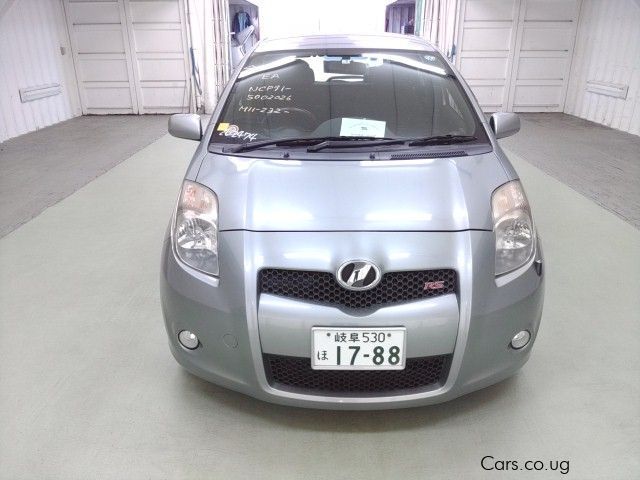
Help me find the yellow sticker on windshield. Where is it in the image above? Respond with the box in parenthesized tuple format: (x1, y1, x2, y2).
(217, 122, 230, 131)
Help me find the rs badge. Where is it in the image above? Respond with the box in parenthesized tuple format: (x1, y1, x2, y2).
(424, 280, 445, 291)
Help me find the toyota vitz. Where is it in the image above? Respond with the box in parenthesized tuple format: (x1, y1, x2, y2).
(160, 34, 544, 409)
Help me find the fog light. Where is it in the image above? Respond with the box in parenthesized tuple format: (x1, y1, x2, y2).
(178, 330, 199, 349)
(511, 330, 531, 349)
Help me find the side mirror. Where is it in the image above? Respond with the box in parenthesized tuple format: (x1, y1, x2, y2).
(168, 114, 202, 141)
(489, 112, 520, 139)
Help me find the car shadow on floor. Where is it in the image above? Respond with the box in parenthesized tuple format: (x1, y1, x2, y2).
(176, 368, 521, 433)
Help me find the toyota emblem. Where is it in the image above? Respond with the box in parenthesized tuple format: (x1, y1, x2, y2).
(336, 260, 382, 291)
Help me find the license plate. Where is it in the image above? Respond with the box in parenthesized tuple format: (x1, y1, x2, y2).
(311, 327, 406, 370)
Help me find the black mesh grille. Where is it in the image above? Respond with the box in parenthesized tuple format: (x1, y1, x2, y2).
(258, 268, 456, 309)
(390, 150, 467, 160)
(264, 354, 451, 396)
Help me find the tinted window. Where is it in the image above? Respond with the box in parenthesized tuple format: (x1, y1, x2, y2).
(211, 50, 486, 145)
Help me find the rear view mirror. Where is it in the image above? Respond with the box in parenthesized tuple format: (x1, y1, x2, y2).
(323, 58, 367, 76)
(489, 112, 520, 139)
(168, 114, 202, 141)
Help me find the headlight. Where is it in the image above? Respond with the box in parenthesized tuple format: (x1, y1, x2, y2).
(173, 180, 219, 276)
(491, 180, 535, 276)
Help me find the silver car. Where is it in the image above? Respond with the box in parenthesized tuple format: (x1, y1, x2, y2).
(161, 34, 544, 410)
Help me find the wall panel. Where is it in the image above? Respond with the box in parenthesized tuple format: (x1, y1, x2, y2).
(507, 0, 579, 112)
(455, 0, 520, 111)
(64, 0, 138, 114)
(0, 0, 80, 142)
(456, 0, 579, 113)
(564, 0, 640, 135)
(123, 0, 190, 113)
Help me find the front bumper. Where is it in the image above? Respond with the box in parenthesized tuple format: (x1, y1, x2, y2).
(160, 230, 544, 410)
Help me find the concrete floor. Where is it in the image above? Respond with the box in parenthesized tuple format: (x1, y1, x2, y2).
(0, 119, 639, 479)
(0, 115, 168, 237)
(501, 113, 640, 229)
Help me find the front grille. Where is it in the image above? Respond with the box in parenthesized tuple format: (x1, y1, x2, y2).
(264, 354, 452, 396)
(258, 268, 456, 309)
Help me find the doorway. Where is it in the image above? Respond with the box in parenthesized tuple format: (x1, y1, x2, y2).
(385, 0, 416, 34)
(228, 0, 260, 68)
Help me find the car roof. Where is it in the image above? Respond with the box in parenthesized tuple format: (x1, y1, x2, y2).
(254, 33, 437, 53)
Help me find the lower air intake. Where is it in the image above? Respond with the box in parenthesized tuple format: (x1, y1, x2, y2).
(263, 354, 452, 396)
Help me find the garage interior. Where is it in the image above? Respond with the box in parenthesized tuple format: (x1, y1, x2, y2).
(1, 0, 639, 479)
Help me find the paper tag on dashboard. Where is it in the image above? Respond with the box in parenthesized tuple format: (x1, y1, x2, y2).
(340, 118, 386, 138)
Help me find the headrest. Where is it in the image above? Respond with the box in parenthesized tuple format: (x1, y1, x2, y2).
(278, 59, 315, 86)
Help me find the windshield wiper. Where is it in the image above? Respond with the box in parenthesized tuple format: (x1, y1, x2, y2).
(223, 137, 324, 153)
(222, 134, 477, 153)
(306, 137, 404, 152)
(222, 136, 400, 154)
(406, 135, 477, 146)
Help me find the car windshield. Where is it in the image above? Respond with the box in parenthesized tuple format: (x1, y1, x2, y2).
(211, 49, 487, 148)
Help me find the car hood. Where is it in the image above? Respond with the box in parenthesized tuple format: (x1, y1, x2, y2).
(195, 152, 509, 231)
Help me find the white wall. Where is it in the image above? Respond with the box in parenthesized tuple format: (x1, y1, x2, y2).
(564, 0, 640, 135)
(0, 0, 81, 142)
(253, 0, 391, 38)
